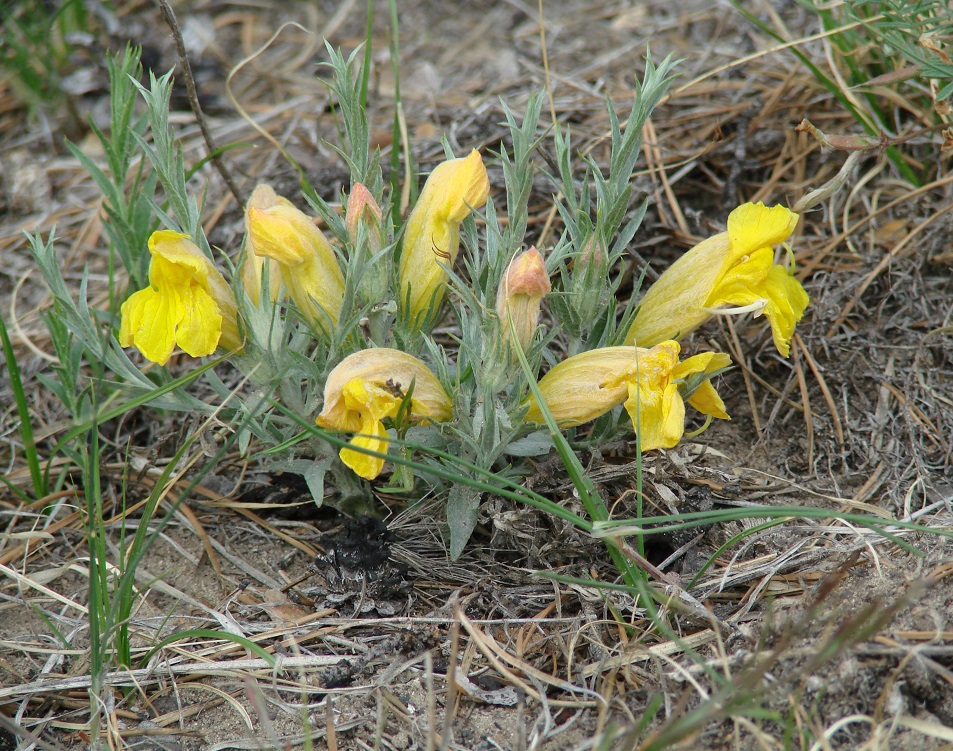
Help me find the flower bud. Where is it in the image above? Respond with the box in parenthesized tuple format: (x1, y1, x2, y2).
(345, 183, 384, 251)
(246, 196, 345, 331)
(399, 149, 490, 327)
(576, 235, 606, 272)
(496, 247, 550, 352)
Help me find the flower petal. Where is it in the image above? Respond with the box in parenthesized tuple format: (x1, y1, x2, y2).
(342, 378, 401, 423)
(526, 342, 729, 452)
(337, 379, 401, 480)
(317, 351, 452, 479)
(148, 231, 210, 283)
(317, 349, 452, 432)
(763, 264, 810, 357)
(119, 285, 182, 366)
(119, 287, 147, 348)
(247, 201, 345, 326)
(726, 203, 799, 258)
(687, 381, 729, 420)
(242, 185, 290, 305)
(624, 202, 802, 351)
(441, 149, 491, 224)
(674, 351, 733, 379)
(625, 381, 685, 452)
(152, 233, 241, 353)
(122, 230, 241, 361)
(675, 351, 731, 419)
(624, 234, 730, 347)
(523, 347, 638, 425)
(341, 433, 388, 480)
(621, 343, 687, 450)
(176, 284, 223, 358)
(704, 247, 774, 309)
(399, 150, 490, 326)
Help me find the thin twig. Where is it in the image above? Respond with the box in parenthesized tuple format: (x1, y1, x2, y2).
(537, 0, 557, 126)
(794, 332, 845, 450)
(156, 0, 246, 207)
(439, 600, 461, 751)
(0, 655, 341, 700)
(791, 336, 815, 467)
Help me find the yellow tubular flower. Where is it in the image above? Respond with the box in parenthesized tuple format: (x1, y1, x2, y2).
(246, 197, 345, 330)
(496, 246, 551, 352)
(524, 342, 730, 452)
(625, 202, 809, 357)
(241, 184, 288, 305)
(524, 347, 634, 427)
(316, 349, 452, 480)
(399, 149, 490, 326)
(120, 230, 240, 366)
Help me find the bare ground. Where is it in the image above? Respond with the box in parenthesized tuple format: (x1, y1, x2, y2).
(1, 0, 953, 749)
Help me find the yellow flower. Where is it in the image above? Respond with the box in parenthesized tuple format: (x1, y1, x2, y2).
(524, 342, 730, 452)
(246, 194, 345, 330)
(119, 230, 240, 366)
(399, 149, 490, 326)
(623, 343, 731, 452)
(625, 202, 809, 357)
(316, 349, 452, 480)
(496, 246, 551, 352)
(241, 184, 288, 305)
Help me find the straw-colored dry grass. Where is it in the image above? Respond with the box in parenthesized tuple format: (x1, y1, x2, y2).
(2, 1, 952, 749)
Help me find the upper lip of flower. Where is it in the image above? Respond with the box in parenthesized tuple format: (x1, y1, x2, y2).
(242, 184, 291, 305)
(318, 349, 452, 427)
(245, 199, 346, 328)
(522, 346, 636, 426)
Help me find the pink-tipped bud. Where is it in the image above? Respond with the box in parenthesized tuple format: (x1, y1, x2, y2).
(496, 246, 551, 352)
(345, 183, 385, 250)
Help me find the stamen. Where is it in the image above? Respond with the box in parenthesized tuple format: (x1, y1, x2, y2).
(782, 242, 797, 272)
(702, 299, 767, 317)
(684, 414, 714, 438)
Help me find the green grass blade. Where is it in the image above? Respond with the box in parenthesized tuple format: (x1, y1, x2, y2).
(47, 352, 229, 486)
(140, 629, 276, 668)
(509, 323, 642, 587)
(0, 312, 46, 498)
